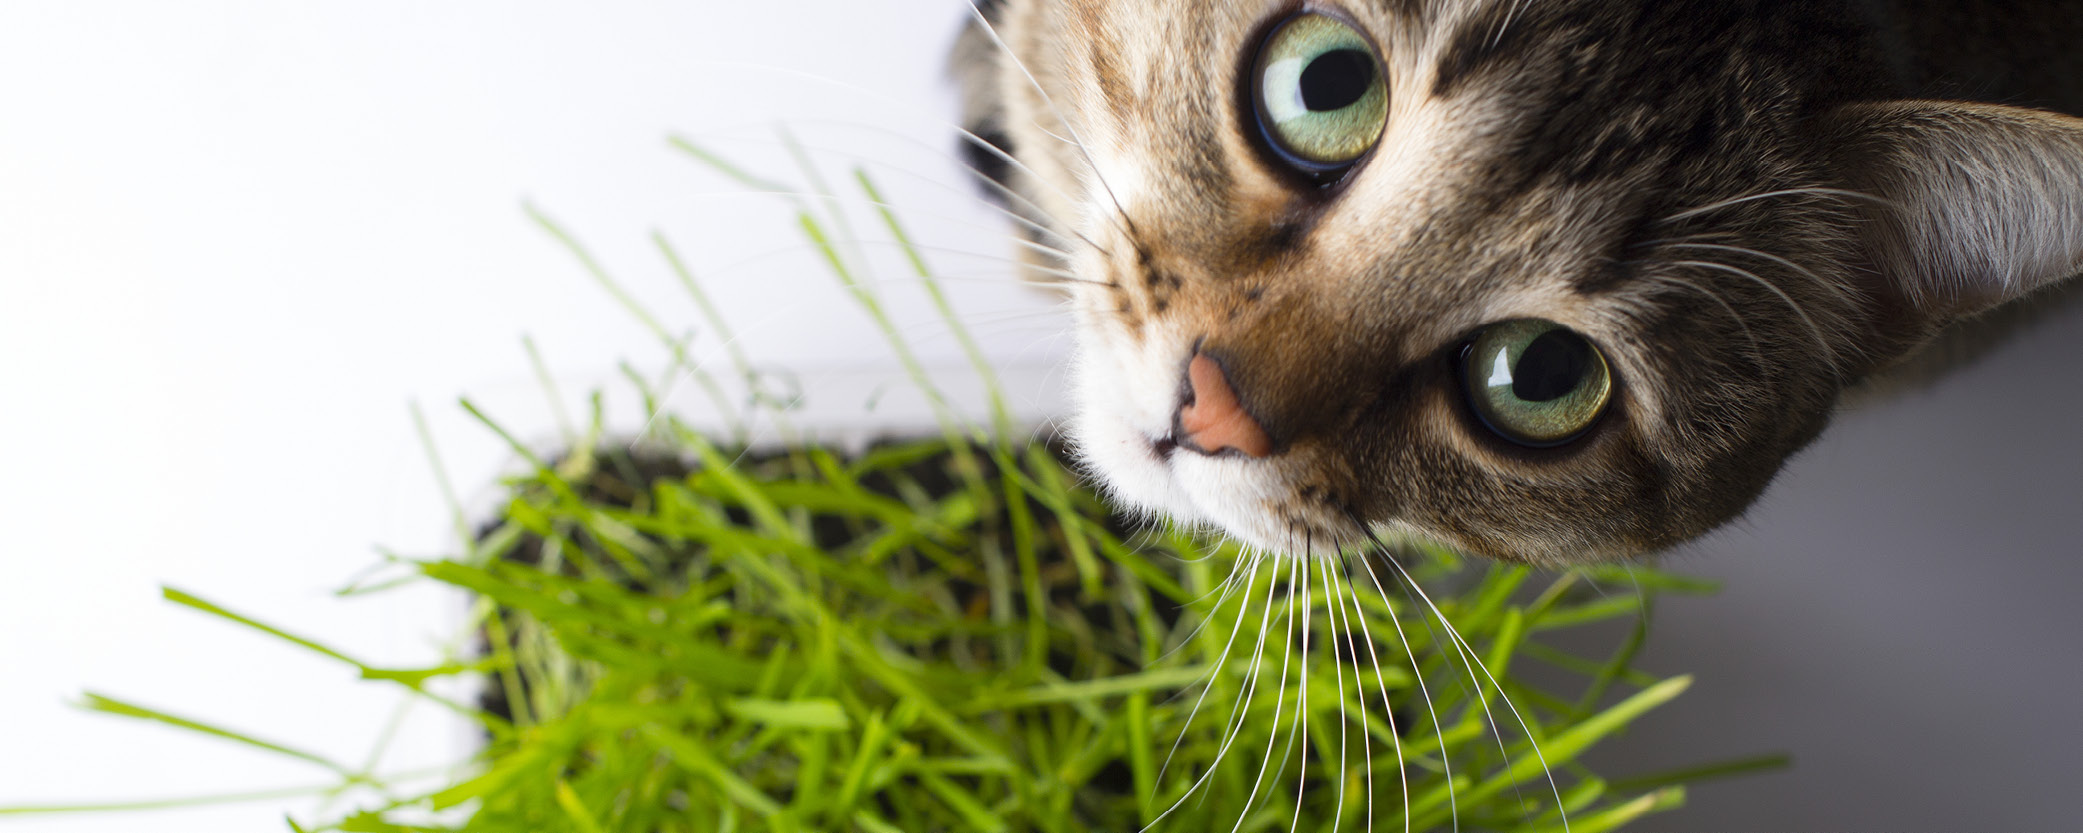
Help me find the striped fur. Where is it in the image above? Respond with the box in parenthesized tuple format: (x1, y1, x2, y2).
(953, 0, 2083, 563)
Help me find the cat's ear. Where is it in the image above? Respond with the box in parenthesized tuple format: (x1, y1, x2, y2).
(1820, 101, 2083, 325)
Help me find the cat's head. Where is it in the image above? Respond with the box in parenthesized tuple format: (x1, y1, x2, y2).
(959, 0, 2083, 563)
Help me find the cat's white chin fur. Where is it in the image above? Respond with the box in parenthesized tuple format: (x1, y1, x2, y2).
(1064, 335, 1200, 520)
(1066, 332, 1347, 559)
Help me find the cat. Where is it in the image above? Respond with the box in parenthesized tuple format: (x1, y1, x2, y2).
(950, 0, 2083, 564)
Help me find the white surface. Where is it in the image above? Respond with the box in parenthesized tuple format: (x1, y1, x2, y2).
(0, 2, 1068, 830)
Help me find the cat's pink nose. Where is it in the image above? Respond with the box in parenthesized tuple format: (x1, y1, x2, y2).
(1177, 354, 1273, 459)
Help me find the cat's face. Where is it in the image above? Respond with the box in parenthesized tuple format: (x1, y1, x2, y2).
(959, 0, 2083, 563)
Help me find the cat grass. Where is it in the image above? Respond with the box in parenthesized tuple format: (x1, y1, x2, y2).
(0, 147, 1780, 832)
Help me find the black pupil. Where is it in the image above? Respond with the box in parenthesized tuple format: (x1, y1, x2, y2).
(1299, 49, 1374, 112)
(1511, 331, 1592, 402)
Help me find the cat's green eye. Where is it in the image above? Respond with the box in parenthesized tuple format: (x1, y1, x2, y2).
(1462, 319, 1614, 447)
(1252, 13, 1388, 171)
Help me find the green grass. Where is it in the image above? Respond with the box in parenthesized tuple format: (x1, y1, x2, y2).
(0, 144, 1778, 832)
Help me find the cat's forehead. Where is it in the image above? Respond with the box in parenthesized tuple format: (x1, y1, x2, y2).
(1049, 0, 1635, 207)
(1051, 0, 1727, 163)
(1052, 0, 1659, 323)
(1054, 0, 1639, 94)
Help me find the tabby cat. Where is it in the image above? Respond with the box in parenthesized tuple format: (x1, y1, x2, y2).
(951, 0, 2083, 563)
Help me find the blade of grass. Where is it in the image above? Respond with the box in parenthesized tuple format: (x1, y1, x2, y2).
(854, 168, 1014, 445)
(161, 586, 363, 667)
(554, 781, 610, 833)
(1515, 786, 1686, 833)
(1606, 754, 1791, 793)
(77, 693, 353, 777)
(0, 782, 352, 816)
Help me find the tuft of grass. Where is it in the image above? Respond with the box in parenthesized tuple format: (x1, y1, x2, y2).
(2, 146, 1778, 832)
(425, 428, 1724, 833)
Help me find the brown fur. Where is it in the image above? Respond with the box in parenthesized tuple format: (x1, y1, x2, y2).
(953, 0, 2083, 563)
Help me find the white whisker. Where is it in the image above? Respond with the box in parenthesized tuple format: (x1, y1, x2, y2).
(1659, 186, 1893, 224)
(1663, 241, 1859, 304)
(1317, 551, 1351, 832)
(1152, 556, 1257, 795)
(1381, 551, 1572, 833)
(1492, 0, 1530, 47)
(1140, 551, 1282, 832)
(1634, 272, 1769, 372)
(755, 116, 1096, 246)
(686, 231, 1105, 293)
(1336, 553, 1409, 833)
(1421, 575, 1529, 821)
(1354, 548, 1455, 832)
(1156, 553, 1255, 666)
(1672, 259, 1846, 381)
(1231, 549, 1302, 833)
(672, 61, 1108, 253)
(1286, 544, 1317, 833)
(680, 187, 1077, 260)
(964, 2, 1141, 244)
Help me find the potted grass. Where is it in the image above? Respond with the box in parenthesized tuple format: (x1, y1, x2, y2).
(4, 145, 1774, 833)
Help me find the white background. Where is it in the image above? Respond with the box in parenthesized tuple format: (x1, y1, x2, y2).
(2, 2, 2078, 831)
(0, 3, 1069, 831)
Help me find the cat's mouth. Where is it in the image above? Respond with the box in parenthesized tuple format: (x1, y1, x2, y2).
(1155, 434, 1359, 557)
(1070, 349, 1357, 558)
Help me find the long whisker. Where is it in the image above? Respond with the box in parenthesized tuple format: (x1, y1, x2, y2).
(934, 136, 1106, 253)
(690, 231, 1108, 291)
(1156, 550, 1255, 666)
(631, 287, 1060, 445)
(1318, 550, 1352, 832)
(1657, 186, 1893, 224)
(1401, 567, 1529, 822)
(1662, 241, 1859, 304)
(1286, 543, 1317, 833)
(1336, 551, 1408, 833)
(1352, 545, 1456, 832)
(964, 3, 1142, 246)
(1196, 556, 1274, 820)
(628, 271, 1063, 373)
(1492, 0, 1530, 47)
(999, 262, 1103, 285)
(1140, 550, 1283, 832)
(1374, 537, 1573, 833)
(820, 231, 1076, 275)
(1152, 554, 1259, 792)
(1671, 259, 1845, 382)
(896, 313, 1072, 352)
(813, 235, 1091, 283)
(1626, 232, 1740, 250)
(680, 186, 1078, 260)
(674, 61, 1109, 253)
(1632, 272, 1769, 372)
(1009, 237, 1083, 270)
(1232, 550, 1302, 833)
(746, 116, 1090, 242)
